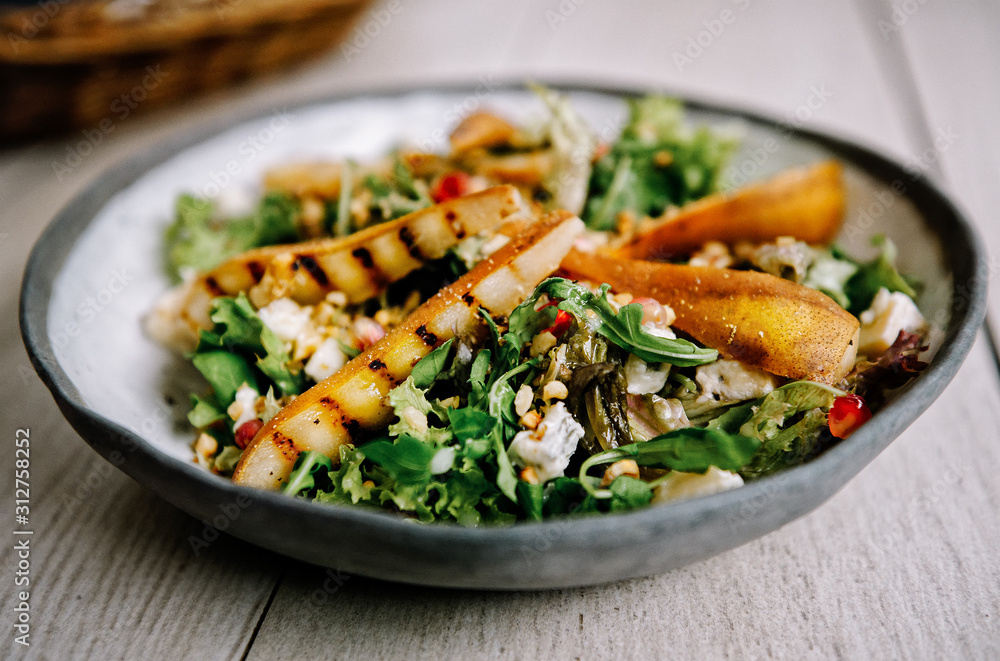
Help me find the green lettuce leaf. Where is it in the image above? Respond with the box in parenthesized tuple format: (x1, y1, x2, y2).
(738, 381, 842, 479)
(844, 235, 920, 315)
(386, 376, 452, 444)
(584, 96, 737, 230)
(164, 192, 299, 281)
(802, 248, 859, 309)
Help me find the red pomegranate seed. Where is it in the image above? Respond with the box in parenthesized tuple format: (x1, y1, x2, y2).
(542, 309, 573, 338)
(235, 419, 264, 449)
(828, 394, 872, 439)
(431, 171, 471, 203)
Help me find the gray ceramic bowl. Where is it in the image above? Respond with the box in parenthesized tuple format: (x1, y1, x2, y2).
(21, 83, 987, 589)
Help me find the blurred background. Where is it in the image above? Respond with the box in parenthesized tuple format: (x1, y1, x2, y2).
(2, 1, 998, 659)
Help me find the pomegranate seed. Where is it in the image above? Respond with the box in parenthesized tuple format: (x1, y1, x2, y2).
(235, 419, 264, 449)
(542, 309, 573, 338)
(828, 394, 872, 439)
(431, 171, 471, 203)
(631, 297, 670, 327)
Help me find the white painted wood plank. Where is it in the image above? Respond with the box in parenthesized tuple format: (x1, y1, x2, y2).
(246, 336, 1000, 661)
(245, 1, 1000, 659)
(863, 0, 1000, 332)
(2, 0, 996, 658)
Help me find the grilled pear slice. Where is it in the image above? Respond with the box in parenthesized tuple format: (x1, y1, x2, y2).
(147, 185, 527, 352)
(618, 161, 845, 259)
(561, 249, 859, 384)
(233, 211, 585, 490)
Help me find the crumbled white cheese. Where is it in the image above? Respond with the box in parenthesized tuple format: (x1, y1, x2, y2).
(231, 384, 260, 431)
(304, 337, 348, 382)
(508, 402, 584, 483)
(652, 466, 744, 504)
(695, 359, 779, 402)
(624, 353, 671, 395)
(858, 287, 927, 357)
(258, 298, 312, 343)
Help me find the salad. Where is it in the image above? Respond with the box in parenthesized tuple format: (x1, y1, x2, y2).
(146, 87, 935, 525)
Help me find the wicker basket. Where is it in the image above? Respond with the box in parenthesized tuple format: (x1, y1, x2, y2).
(0, 0, 374, 143)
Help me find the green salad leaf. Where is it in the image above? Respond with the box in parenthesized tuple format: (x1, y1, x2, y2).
(282, 451, 334, 497)
(537, 278, 718, 366)
(737, 381, 843, 480)
(189, 293, 307, 426)
(802, 248, 859, 309)
(584, 96, 737, 230)
(164, 192, 299, 281)
(844, 235, 920, 315)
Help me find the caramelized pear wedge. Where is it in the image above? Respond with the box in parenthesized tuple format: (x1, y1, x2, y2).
(617, 161, 845, 259)
(147, 186, 527, 352)
(561, 249, 859, 384)
(233, 211, 585, 491)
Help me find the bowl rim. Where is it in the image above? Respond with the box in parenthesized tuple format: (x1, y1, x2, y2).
(19, 79, 989, 582)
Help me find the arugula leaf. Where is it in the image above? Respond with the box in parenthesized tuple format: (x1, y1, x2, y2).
(579, 427, 761, 498)
(361, 435, 443, 485)
(447, 408, 498, 443)
(410, 339, 453, 389)
(516, 481, 545, 521)
(537, 278, 717, 366)
(844, 235, 920, 315)
(607, 476, 654, 512)
(187, 393, 227, 428)
(282, 451, 333, 497)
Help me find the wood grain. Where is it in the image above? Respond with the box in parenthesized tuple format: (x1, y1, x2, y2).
(2, 0, 998, 659)
(241, 336, 1000, 661)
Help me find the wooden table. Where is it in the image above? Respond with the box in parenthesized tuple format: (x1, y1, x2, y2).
(3, 1, 998, 658)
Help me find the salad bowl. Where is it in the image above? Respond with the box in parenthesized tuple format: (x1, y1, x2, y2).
(20, 83, 987, 589)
